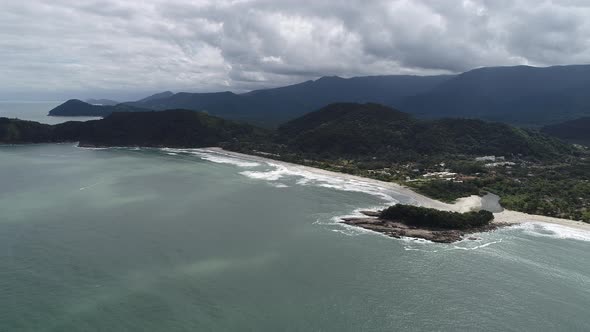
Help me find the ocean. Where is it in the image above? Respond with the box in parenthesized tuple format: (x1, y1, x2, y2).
(0, 104, 589, 331)
(0, 101, 100, 124)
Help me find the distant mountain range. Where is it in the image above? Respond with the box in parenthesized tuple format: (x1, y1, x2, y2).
(401, 65, 590, 126)
(48, 75, 452, 125)
(49, 64, 590, 127)
(120, 75, 452, 126)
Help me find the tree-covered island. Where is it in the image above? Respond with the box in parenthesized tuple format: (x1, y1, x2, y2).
(342, 204, 497, 243)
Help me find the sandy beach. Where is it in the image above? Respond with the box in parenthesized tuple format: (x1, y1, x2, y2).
(205, 147, 590, 233)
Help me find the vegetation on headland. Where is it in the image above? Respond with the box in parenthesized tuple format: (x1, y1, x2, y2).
(379, 205, 494, 230)
(342, 205, 498, 243)
(2, 102, 589, 223)
(48, 99, 147, 117)
(273, 103, 572, 161)
(1, 110, 268, 147)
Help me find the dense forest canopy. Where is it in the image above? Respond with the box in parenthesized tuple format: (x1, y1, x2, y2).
(379, 204, 494, 230)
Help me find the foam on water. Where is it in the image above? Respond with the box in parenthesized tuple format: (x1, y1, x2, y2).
(179, 149, 519, 247)
(270, 183, 289, 188)
(240, 162, 399, 203)
(88, 148, 398, 204)
(449, 239, 503, 251)
(514, 222, 590, 242)
(240, 163, 288, 180)
(79, 180, 104, 191)
(161, 148, 261, 167)
(140, 148, 590, 245)
(192, 152, 260, 167)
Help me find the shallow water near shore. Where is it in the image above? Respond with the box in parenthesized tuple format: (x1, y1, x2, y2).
(1, 143, 589, 331)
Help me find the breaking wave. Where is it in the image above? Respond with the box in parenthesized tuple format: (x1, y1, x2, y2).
(151, 147, 590, 245)
(160, 148, 261, 167)
(513, 222, 590, 242)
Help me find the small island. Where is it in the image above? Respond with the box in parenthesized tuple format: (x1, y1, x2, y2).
(342, 204, 499, 243)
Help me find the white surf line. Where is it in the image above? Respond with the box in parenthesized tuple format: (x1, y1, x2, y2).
(199, 148, 590, 236)
(72, 145, 590, 239)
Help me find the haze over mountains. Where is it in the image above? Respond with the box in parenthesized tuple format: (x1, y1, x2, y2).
(50, 64, 590, 127)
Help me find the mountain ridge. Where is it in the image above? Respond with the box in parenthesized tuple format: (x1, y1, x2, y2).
(48, 99, 147, 117)
(47, 64, 590, 127)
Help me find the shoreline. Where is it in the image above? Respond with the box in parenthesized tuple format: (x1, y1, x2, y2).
(205, 147, 590, 233)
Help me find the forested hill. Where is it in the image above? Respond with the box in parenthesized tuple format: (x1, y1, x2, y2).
(276, 103, 573, 161)
(7, 103, 575, 160)
(542, 117, 590, 146)
(48, 99, 147, 117)
(4, 103, 585, 223)
(76, 110, 268, 147)
(1, 110, 268, 148)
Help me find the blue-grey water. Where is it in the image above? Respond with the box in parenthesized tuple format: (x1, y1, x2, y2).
(0, 101, 100, 124)
(1, 144, 589, 332)
(1, 104, 590, 331)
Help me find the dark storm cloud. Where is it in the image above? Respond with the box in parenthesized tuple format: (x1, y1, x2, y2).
(1, 0, 589, 100)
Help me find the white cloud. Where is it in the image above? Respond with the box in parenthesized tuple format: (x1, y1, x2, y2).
(1, 0, 589, 100)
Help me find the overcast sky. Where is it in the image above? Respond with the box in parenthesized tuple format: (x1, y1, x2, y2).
(2, 0, 590, 100)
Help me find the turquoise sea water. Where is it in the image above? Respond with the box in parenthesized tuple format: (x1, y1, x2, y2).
(1, 143, 589, 332)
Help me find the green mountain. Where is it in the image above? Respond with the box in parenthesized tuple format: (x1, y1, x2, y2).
(542, 117, 590, 146)
(277, 103, 571, 161)
(0, 118, 55, 143)
(9, 103, 573, 160)
(117, 75, 453, 126)
(0, 117, 85, 143)
(76, 110, 268, 148)
(3, 103, 586, 223)
(48, 99, 147, 117)
(2, 110, 267, 148)
(401, 65, 590, 126)
(46, 64, 590, 127)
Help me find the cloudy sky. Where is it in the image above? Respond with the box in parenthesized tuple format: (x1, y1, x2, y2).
(2, 0, 590, 100)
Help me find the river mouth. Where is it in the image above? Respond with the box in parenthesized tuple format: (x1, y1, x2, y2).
(481, 193, 504, 213)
